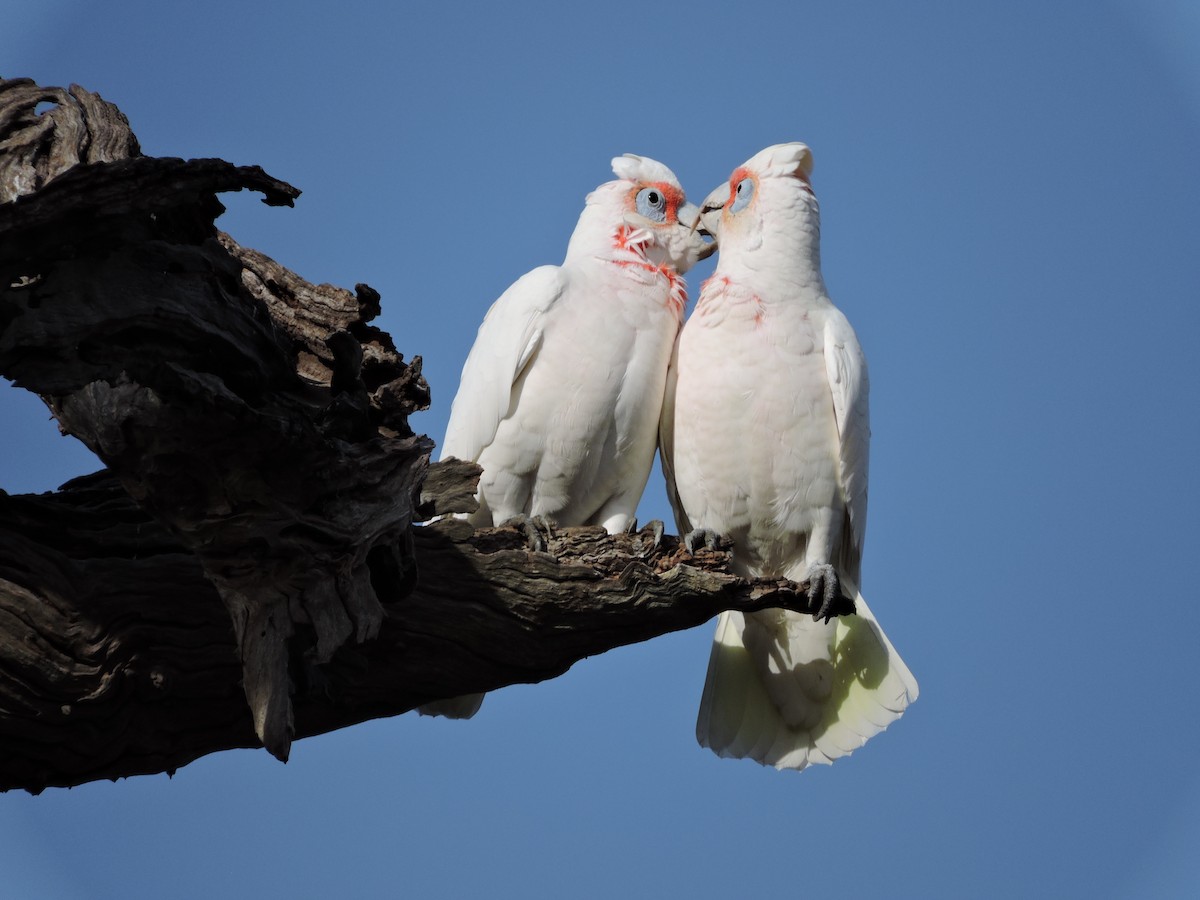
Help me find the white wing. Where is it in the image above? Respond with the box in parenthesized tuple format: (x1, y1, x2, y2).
(823, 309, 870, 583)
(440, 266, 567, 463)
(421, 267, 566, 721)
(656, 332, 692, 537)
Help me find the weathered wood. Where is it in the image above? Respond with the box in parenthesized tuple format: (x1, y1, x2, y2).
(0, 79, 854, 793)
(0, 77, 432, 762)
(0, 79, 141, 205)
(0, 475, 253, 791)
(0, 467, 848, 793)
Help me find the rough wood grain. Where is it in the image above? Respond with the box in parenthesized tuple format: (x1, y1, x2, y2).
(0, 77, 432, 762)
(0, 467, 848, 793)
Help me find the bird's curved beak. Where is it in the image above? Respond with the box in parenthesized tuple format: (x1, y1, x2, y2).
(698, 182, 728, 242)
(679, 201, 717, 260)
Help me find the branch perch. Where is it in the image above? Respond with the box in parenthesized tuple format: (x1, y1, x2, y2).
(0, 467, 847, 793)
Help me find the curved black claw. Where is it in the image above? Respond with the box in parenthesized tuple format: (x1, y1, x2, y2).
(805, 563, 840, 623)
(502, 514, 554, 552)
(646, 519, 665, 549)
(684, 527, 721, 554)
(629, 518, 665, 555)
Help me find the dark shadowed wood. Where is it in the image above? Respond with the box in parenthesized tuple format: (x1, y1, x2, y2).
(0, 77, 432, 763)
(0, 468, 847, 793)
(0, 79, 852, 793)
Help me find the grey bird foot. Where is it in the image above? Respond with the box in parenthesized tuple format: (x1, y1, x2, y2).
(804, 563, 840, 623)
(503, 514, 555, 552)
(684, 527, 721, 554)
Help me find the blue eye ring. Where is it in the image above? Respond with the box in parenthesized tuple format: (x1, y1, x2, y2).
(730, 177, 755, 213)
(636, 186, 668, 222)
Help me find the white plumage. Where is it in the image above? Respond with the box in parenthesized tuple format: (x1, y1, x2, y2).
(661, 143, 918, 769)
(423, 154, 711, 718)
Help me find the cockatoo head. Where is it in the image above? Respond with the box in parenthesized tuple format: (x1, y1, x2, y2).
(566, 154, 714, 273)
(699, 143, 818, 263)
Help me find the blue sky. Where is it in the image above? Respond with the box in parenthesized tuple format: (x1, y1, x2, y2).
(3, 1, 1199, 896)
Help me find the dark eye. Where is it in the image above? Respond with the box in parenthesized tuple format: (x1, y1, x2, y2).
(730, 177, 755, 213)
(636, 186, 668, 222)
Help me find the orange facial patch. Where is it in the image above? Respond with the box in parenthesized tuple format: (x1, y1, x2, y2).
(627, 181, 686, 223)
(728, 167, 752, 206)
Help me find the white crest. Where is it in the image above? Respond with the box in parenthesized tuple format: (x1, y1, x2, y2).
(742, 142, 814, 180)
(611, 153, 682, 188)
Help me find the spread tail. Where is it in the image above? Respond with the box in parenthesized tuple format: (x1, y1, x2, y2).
(696, 582, 917, 770)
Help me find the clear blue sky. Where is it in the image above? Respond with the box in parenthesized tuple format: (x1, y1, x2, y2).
(3, 1, 1199, 897)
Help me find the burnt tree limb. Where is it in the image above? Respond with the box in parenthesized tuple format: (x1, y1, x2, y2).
(0, 79, 852, 793)
(0, 77, 432, 764)
(0, 468, 847, 793)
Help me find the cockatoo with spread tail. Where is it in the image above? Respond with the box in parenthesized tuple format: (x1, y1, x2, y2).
(421, 154, 712, 719)
(660, 143, 918, 770)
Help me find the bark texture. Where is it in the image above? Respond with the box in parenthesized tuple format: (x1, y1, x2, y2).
(0, 79, 852, 793)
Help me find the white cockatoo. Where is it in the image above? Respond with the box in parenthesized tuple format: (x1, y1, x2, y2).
(660, 143, 918, 770)
(422, 154, 712, 719)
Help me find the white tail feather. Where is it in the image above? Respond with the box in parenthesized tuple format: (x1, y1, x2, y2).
(696, 583, 917, 771)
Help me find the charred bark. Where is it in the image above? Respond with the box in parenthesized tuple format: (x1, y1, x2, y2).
(0, 468, 847, 793)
